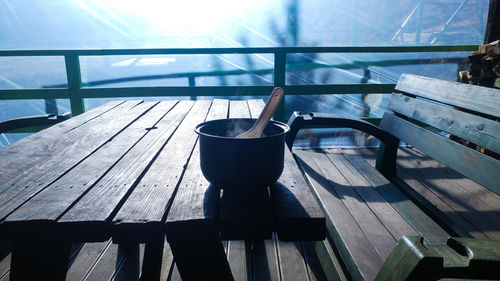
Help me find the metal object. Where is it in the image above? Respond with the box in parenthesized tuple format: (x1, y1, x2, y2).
(195, 118, 289, 190)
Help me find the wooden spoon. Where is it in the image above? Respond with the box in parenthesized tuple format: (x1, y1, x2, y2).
(236, 87, 284, 139)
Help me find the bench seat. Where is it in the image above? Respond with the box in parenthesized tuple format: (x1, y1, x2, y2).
(286, 73, 500, 281)
(294, 147, 451, 281)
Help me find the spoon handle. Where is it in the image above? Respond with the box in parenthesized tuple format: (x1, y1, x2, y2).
(250, 87, 284, 136)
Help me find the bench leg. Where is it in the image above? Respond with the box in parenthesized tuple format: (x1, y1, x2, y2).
(141, 239, 164, 281)
(10, 240, 71, 281)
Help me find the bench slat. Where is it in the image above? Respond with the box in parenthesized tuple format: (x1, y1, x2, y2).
(355, 147, 489, 240)
(309, 151, 397, 259)
(380, 113, 500, 195)
(343, 151, 451, 244)
(396, 148, 500, 240)
(0, 101, 158, 223)
(388, 93, 500, 154)
(327, 149, 419, 241)
(294, 149, 383, 281)
(395, 73, 500, 118)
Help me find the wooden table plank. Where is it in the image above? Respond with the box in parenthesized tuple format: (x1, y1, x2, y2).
(55, 101, 192, 240)
(228, 100, 250, 118)
(111, 100, 212, 243)
(219, 100, 274, 239)
(164, 99, 233, 281)
(248, 99, 325, 241)
(0, 100, 132, 182)
(165, 99, 227, 226)
(0, 101, 158, 224)
(2, 101, 178, 240)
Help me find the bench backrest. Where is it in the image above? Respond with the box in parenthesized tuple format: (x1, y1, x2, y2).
(380, 74, 500, 194)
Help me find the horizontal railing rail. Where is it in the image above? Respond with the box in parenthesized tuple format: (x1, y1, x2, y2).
(0, 45, 477, 120)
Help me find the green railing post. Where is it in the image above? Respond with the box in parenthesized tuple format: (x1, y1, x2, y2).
(188, 75, 196, 100)
(65, 55, 85, 116)
(416, 0, 424, 44)
(274, 51, 286, 121)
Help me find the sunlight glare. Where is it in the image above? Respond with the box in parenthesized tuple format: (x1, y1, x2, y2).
(103, 0, 258, 36)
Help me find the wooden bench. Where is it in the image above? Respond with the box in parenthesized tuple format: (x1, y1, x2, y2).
(286, 74, 500, 281)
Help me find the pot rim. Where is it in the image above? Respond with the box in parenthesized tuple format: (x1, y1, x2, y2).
(194, 118, 290, 140)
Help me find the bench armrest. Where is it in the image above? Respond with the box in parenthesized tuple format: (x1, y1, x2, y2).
(375, 235, 500, 281)
(286, 112, 399, 177)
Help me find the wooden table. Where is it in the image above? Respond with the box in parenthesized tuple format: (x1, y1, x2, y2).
(0, 99, 325, 281)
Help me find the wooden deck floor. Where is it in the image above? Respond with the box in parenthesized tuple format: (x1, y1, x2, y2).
(1, 145, 493, 281)
(0, 235, 328, 281)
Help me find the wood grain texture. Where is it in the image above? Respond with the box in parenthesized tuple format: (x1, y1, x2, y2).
(308, 151, 396, 260)
(56, 101, 192, 241)
(0, 101, 158, 224)
(228, 100, 250, 119)
(398, 147, 500, 211)
(65, 240, 111, 281)
(272, 149, 326, 241)
(158, 241, 175, 281)
(388, 93, 500, 154)
(276, 240, 310, 281)
(395, 73, 500, 118)
(380, 113, 500, 194)
(165, 99, 232, 281)
(248, 99, 325, 241)
(351, 147, 488, 240)
(326, 149, 419, 245)
(165, 99, 227, 226)
(111, 100, 212, 243)
(3, 102, 178, 241)
(0, 100, 131, 182)
(294, 149, 382, 281)
(81, 242, 120, 281)
(342, 150, 450, 244)
(395, 147, 500, 240)
(226, 240, 252, 281)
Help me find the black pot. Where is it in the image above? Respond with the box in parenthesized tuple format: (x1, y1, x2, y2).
(195, 118, 289, 190)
